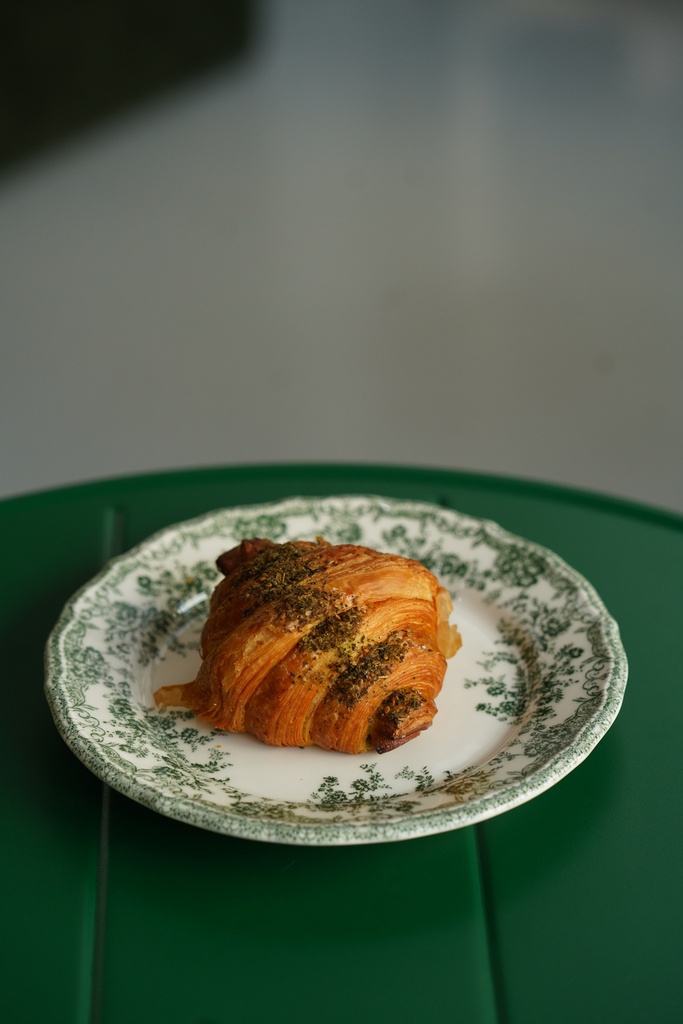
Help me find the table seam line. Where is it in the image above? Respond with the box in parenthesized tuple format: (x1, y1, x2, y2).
(473, 823, 509, 1024)
(86, 505, 126, 1024)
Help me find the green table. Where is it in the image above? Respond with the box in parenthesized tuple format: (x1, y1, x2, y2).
(2, 465, 681, 1024)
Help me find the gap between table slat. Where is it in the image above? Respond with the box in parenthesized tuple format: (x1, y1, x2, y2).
(472, 823, 509, 1024)
(87, 505, 127, 1024)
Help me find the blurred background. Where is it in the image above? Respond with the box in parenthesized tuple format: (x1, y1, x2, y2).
(1, 0, 682, 510)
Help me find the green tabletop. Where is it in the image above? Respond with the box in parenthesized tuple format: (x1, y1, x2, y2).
(2, 464, 681, 1024)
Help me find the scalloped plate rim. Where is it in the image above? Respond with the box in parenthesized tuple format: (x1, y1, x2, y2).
(44, 494, 628, 846)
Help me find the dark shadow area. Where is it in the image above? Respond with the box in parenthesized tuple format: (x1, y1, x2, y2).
(0, 0, 256, 172)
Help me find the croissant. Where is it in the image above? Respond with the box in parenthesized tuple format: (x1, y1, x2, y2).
(154, 537, 461, 754)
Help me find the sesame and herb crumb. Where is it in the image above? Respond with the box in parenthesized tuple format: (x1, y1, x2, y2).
(376, 688, 427, 726)
(229, 541, 335, 627)
(327, 632, 409, 707)
(298, 607, 364, 654)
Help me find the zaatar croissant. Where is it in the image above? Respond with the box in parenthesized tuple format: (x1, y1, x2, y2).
(154, 537, 461, 754)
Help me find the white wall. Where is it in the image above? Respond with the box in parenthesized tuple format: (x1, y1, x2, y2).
(2, 0, 682, 510)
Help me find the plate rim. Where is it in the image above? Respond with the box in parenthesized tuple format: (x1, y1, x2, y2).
(45, 494, 628, 845)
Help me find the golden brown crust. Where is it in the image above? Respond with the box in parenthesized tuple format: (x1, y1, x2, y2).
(153, 537, 461, 754)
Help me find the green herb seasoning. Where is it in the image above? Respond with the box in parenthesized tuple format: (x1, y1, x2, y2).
(376, 688, 427, 726)
(328, 632, 409, 707)
(299, 607, 364, 654)
(230, 541, 334, 627)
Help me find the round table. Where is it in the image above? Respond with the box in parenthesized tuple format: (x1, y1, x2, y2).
(2, 465, 680, 1024)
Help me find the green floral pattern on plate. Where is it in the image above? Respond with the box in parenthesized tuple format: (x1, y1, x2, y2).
(44, 496, 627, 845)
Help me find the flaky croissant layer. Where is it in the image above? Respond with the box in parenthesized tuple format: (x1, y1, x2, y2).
(154, 537, 462, 754)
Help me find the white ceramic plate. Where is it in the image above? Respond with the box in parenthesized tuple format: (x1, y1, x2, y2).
(45, 495, 627, 845)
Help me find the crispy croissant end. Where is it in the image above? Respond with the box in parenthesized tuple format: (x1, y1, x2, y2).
(154, 537, 462, 754)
